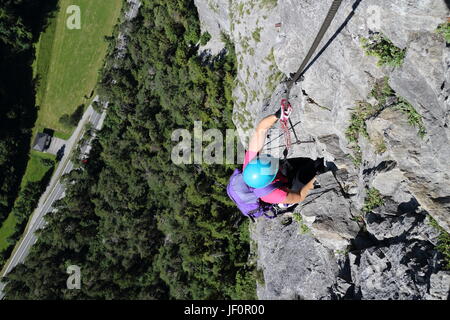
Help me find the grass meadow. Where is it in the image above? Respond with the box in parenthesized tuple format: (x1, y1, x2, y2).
(33, 0, 123, 136)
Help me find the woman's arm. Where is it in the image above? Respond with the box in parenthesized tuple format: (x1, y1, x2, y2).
(248, 114, 278, 153)
(281, 176, 316, 204)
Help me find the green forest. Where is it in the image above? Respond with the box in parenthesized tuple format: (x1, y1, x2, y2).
(2, 0, 256, 299)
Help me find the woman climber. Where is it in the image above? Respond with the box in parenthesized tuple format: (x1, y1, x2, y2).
(242, 105, 327, 206)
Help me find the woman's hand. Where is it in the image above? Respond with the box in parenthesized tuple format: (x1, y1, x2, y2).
(248, 100, 293, 153)
(247, 114, 279, 153)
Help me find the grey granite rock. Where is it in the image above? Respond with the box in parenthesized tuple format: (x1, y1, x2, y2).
(350, 241, 445, 300)
(194, 0, 231, 55)
(252, 217, 339, 300)
(295, 171, 360, 251)
(425, 271, 450, 300)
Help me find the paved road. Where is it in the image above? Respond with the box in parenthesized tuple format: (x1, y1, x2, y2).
(0, 101, 106, 298)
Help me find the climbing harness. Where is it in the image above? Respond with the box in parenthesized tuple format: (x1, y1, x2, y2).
(279, 98, 293, 154)
(277, 0, 343, 157)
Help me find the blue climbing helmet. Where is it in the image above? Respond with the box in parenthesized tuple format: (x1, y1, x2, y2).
(243, 154, 279, 189)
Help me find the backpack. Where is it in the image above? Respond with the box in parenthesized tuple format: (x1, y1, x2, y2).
(227, 169, 284, 221)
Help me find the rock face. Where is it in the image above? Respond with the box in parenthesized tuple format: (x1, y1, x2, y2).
(195, 0, 450, 299)
(349, 241, 445, 300)
(252, 217, 339, 300)
(296, 171, 361, 251)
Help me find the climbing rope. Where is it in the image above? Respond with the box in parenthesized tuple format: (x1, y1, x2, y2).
(279, 0, 343, 158)
(285, 0, 343, 92)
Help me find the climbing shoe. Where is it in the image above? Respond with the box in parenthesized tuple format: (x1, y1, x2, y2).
(277, 203, 296, 209)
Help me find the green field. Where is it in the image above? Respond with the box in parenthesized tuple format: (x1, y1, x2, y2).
(0, 152, 56, 251)
(20, 151, 56, 188)
(34, 0, 123, 136)
(0, 213, 17, 252)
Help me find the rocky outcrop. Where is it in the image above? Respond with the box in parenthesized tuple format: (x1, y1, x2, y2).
(252, 217, 340, 300)
(349, 242, 446, 300)
(195, 0, 450, 299)
(295, 171, 361, 251)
